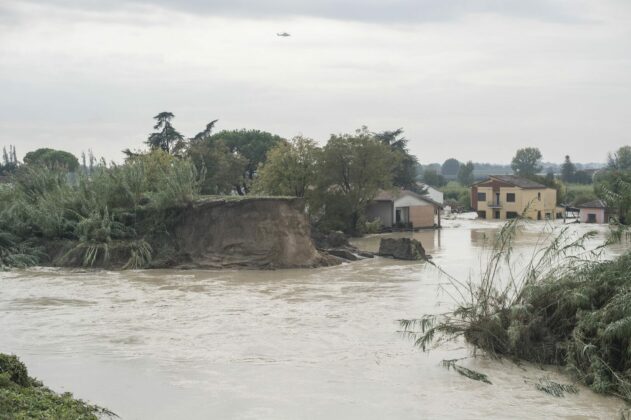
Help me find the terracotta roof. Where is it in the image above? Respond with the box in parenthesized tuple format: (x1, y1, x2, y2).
(473, 175, 547, 189)
(577, 199, 607, 209)
(373, 189, 443, 208)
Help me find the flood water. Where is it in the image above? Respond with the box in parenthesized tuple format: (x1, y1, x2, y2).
(1, 218, 628, 419)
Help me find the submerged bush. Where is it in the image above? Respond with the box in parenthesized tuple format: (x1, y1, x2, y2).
(402, 216, 631, 401)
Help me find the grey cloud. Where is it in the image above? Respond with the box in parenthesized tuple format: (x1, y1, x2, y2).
(15, 0, 582, 24)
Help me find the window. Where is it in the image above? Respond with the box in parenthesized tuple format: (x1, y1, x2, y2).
(506, 211, 518, 219)
(494, 211, 500, 219)
(587, 213, 597, 223)
(477, 192, 486, 201)
(477, 211, 486, 219)
(506, 193, 515, 203)
(537, 192, 541, 200)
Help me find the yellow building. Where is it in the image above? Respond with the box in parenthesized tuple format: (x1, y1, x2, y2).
(471, 175, 558, 220)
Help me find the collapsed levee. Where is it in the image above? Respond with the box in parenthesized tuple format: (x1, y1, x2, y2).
(169, 197, 334, 269)
(46, 197, 337, 270)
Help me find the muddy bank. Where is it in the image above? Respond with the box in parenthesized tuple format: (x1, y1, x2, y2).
(47, 197, 337, 270)
(170, 197, 334, 269)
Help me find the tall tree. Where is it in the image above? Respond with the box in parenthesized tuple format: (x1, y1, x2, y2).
(209, 129, 284, 195)
(187, 120, 247, 195)
(374, 128, 419, 191)
(511, 147, 543, 177)
(441, 158, 460, 177)
(596, 145, 631, 224)
(457, 161, 475, 186)
(607, 146, 631, 171)
(423, 168, 446, 187)
(0, 145, 19, 176)
(316, 128, 396, 233)
(561, 155, 576, 183)
(253, 136, 320, 198)
(23, 148, 79, 171)
(145, 112, 185, 154)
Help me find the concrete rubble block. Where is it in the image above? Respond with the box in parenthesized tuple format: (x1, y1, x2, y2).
(378, 238, 427, 260)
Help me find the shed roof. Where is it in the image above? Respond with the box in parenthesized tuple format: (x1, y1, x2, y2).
(577, 199, 607, 209)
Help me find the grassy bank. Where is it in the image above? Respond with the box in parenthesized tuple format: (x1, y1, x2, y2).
(0, 354, 112, 419)
(402, 218, 631, 401)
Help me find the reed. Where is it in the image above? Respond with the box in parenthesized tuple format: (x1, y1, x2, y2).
(401, 215, 631, 401)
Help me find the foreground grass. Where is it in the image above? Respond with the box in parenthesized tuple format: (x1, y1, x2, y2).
(0, 354, 113, 419)
(402, 218, 631, 401)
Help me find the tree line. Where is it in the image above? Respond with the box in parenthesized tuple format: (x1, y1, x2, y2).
(2, 113, 422, 235)
(3, 114, 630, 229)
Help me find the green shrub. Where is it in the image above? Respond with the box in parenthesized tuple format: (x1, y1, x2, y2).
(0, 353, 112, 419)
(363, 218, 382, 234)
(0, 354, 29, 387)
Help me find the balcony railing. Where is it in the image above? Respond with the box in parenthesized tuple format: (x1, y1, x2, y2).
(487, 201, 502, 208)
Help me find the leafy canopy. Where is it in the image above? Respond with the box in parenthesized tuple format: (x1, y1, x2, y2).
(315, 127, 396, 233)
(511, 147, 543, 177)
(23, 148, 79, 172)
(253, 136, 320, 198)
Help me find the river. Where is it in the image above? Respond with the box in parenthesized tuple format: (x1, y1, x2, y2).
(0, 218, 627, 419)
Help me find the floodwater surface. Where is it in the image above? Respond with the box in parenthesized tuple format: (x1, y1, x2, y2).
(0, 219, 628, 419)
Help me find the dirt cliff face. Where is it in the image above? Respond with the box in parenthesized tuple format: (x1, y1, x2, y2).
(171, 197, 332, 269)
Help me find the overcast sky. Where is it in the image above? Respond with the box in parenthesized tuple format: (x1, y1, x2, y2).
(1, 0, 630, 164)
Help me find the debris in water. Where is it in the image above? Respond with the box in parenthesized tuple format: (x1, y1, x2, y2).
(527, 378, 578, 397)
(441, 359, 492, 384)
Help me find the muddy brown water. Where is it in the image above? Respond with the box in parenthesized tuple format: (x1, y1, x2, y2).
(1, 219, 628, 419)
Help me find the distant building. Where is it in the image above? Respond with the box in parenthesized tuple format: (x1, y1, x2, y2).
(471, 175, 559, 220)
(577, 200, 610, 224)
(366, 189, 442, 229)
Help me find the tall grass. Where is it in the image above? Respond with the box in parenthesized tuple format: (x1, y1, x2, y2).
(401, 216, 631, 401)
(0, 151, 204, 269)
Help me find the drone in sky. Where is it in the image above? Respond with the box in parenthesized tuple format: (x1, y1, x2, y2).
(276, 32, 291, 37)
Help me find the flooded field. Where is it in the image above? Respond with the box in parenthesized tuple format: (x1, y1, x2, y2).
(1, 219, 627, 419)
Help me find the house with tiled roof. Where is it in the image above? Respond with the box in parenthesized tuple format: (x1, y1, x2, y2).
(577, 199, 611, 224)
(471, 175, 560, 220)
(366, 189, 442, 229)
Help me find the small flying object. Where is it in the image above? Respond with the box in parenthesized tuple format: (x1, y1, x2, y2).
(276, 32, 291, 37)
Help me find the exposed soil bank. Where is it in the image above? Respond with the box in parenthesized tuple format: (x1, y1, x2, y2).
(170, 197, 334, 269)
(46, 197, 337, 270)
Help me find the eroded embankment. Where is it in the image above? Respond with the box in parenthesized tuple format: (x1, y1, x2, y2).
(47, 197, 336, 270)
